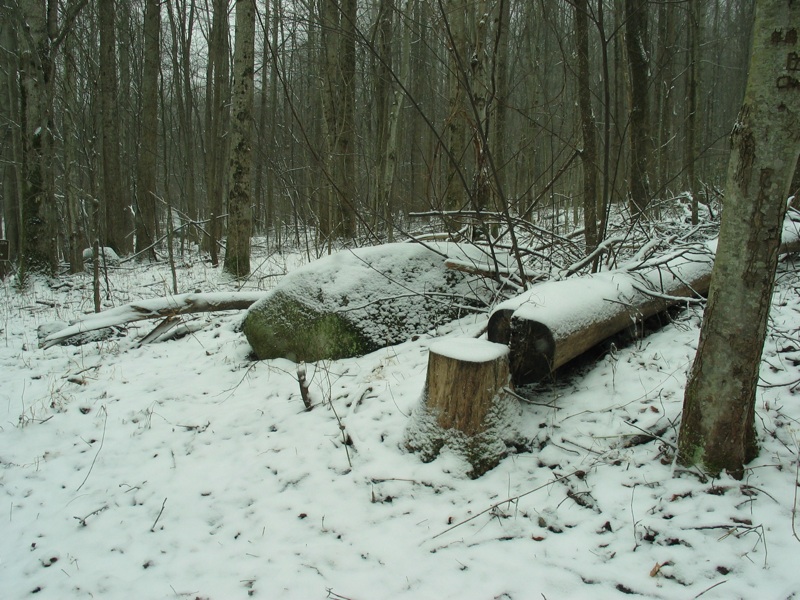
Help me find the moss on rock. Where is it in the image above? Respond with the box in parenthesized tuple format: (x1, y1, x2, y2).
(242, 290, 375, 362)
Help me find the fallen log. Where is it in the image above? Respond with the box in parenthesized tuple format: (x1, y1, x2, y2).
(488, 242, 715, 385)
(40, 291, 265, 349)
(489, 215, 800, 386)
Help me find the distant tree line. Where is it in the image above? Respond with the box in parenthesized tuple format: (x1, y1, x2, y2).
(0, 0, 755, 278)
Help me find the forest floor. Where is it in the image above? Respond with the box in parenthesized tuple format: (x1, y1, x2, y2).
(1, 240, 800, 599)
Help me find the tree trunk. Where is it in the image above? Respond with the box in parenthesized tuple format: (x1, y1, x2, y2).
(99, 0, 131, 255)
(625, 0, 651, 218)
(205, 0, 231, 266)
(685, 0, 701, 226)
(224, 0, 255, 278)
(135, 0, 160, 259)
(443, 0, 467, 215)
(491, 0, 510, 214)
(18, 0, 58, 275)
(0, 10, 21, 272)
(63, 1, 84, 273)
(677, 0, 800, 479)
(574, 0, 598, 257)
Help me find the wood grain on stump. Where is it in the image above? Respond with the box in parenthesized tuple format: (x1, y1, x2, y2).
(405, 338, 520, 477)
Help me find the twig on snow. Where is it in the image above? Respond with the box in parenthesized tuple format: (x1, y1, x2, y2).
(74, 505, 108, 527)
(151, 498, 167, 532)
(693, 580, 728, 599)
(76, 406, 107, 492)
(431, 468, 588, 539)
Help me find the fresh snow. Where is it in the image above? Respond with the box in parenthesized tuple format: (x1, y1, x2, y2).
(2, 245, 800, 600)
(430, 338, 509, 363)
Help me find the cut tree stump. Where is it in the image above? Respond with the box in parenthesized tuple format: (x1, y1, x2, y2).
(405, 338, 521, 477)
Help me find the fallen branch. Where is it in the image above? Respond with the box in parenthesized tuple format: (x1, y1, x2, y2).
(41, 291, 265, 349)
(150, 498, 167, 532)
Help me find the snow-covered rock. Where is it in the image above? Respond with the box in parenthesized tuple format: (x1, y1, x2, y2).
(243, 242, 503, 361)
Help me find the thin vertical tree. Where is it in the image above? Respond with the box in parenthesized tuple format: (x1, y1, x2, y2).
(573, 0, 598, 256)
(205, 0, 231, 266)
(224, 0, 256, 277)
(320, 0, 358, 243)
(677, 0, 800, 478)
(99, 0, 131, 254)
(624, 0, 651, 218)
(136, 0, 160, 259)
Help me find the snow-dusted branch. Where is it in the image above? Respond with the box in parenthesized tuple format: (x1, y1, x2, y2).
(40, 291, 265, 349)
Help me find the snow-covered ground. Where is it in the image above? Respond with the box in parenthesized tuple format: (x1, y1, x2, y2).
(2, 244, 800, 599)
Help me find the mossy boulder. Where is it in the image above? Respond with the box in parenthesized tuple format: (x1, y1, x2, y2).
(242, 242, 502, 362)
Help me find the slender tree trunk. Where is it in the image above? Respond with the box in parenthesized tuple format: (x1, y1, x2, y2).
(0, 10, 21, 271)
(205, 0, 230, 266)
(63, 1, 84, 273)
(686, 0, 702, 226)
(319, 0, 339, 243)
(624, 0, 651, 218)
(491, 0, 510, 213)
(338, 0, 357, 237)
(252, 2, 270, 236)
(574, 0, 598, 258)
(655, 0, 676, 195)
(382, 0, 414, 243)
(677, 0, 800, 478)
(443, 0, 467, 214)
(99, 0, 131, 254)
(320, 0, 357, 243)
(224, 0, 255, 278)
(136, 0, 160, 259)
(374, 0, 393, 234)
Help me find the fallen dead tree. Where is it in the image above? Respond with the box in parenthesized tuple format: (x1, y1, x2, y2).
(488, 215, 800, 386)
(40, 292, 265, 349)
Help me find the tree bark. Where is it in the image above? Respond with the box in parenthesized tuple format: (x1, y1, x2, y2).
(224, 0, 255, 278)
(677, 0, 800, 478)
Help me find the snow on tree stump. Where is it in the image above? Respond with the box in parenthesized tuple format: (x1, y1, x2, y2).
(405, 338, 521, 478)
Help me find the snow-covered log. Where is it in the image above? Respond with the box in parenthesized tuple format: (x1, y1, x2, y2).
(405, 339, 521, 477)
(487, 243, 716, 385)
(40, 292, 265, 349)
(489, 216, 800, 386)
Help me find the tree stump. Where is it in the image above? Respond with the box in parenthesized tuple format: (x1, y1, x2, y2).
(405, 338, 521, 477)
